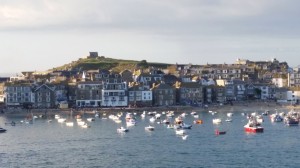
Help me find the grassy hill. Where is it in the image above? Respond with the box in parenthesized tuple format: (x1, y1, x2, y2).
(51, 56, 171, 73)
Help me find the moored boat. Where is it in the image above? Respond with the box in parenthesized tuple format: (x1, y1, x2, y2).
(225, 118, 232, 122)
(244, 124, 264, 133)
(66, 121, 74, 127)
(193, 119, 203, 124)
(175, 129, 186, 135)
(181, 123, 192, 129)
(212, 118, 222, 124)
(0, 128, 7, 133)
(87, 118, 95, 122)
(284, 117, 299, 126)
(145, 125, 155, 131)
(227, 113, 233, 117)
(244, 118, 264, 133)
(215, 129, 226, 135)
(270, 113, 283, 122)
(117, 126, 128, 133)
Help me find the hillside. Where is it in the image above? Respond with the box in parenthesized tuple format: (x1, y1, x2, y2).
(51, 56, 171, 73)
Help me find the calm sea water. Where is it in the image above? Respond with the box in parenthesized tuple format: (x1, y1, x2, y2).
(0, 108, 300, 168)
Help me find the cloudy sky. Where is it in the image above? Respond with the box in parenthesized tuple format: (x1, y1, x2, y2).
(1, 0, 300, 74)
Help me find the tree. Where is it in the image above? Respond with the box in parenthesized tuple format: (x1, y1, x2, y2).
(137, 60, 149, 69)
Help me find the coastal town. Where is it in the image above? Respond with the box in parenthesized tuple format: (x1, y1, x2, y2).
(0, 52, 299, 112)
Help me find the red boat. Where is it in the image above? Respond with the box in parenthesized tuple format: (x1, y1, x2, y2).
(244, 124, 264, 133)
(244, 116, 264, 133)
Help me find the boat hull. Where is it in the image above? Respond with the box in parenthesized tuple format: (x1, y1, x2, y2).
(244, 126, 264, 133)
(0, 128, 7, 133)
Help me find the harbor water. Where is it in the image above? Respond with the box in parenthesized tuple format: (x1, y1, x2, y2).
(1, 108, 300, 168)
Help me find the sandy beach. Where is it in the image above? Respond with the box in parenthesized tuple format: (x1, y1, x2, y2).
(2, 101, 300, 118)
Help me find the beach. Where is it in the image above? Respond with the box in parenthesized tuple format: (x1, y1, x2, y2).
(2, 101, 300, 118)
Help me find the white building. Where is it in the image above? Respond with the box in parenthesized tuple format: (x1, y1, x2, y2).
(272, 78, 288, 88)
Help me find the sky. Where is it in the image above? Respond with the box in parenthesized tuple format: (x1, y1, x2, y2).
(1, 0, 300, 75)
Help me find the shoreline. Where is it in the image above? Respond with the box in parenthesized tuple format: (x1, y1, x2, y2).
(2, 101, 300, 117)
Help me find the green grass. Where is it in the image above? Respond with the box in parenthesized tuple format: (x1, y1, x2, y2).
(51, 57, 171, 72)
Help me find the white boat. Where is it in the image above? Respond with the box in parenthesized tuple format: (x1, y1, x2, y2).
(55, 114, 60, 119)
(145, 125, 155, 131)
(66, 121, 74, 127)
(190, 111, 197, 115)
(126, 119, 136, 126)
(117, 126, 129, 133)
(162, 119, 170, 124)
(227, 113, 233, 117)
(77, 120, 86, 126)
(225, 118, 233, 122)
(81, 123, 91, 128)
(180, 112, 187, 117)
(149, 117, 156, 123)
(212, 118, 222, 124)
(155, 113, 161, 119)
(87, 118, 95, 122)
(193, 115, 199, 118)
(58, 118, 66, 123)
(175, 129, 186, 135)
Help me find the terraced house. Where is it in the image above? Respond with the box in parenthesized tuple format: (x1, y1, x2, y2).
(151, 83, 175, 106)
(32, 84, 56, 108)
(175, 81, 203, 106)
(99, 72, 128, 107)
(4, 83, 32, 107)
(75, 81, 102, 107)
